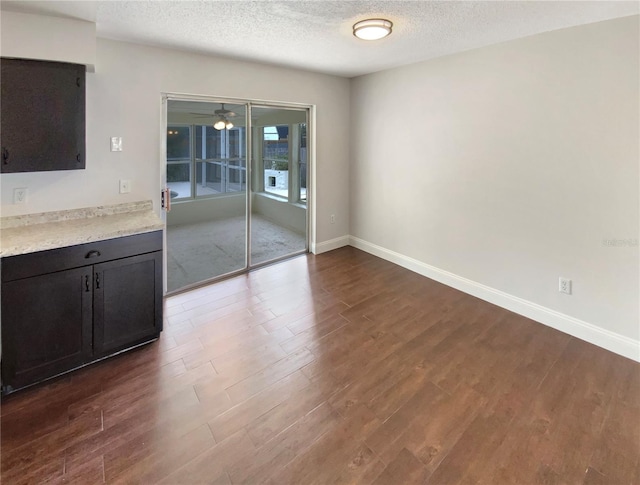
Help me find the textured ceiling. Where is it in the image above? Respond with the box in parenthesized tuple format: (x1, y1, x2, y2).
(2, 1, 638, 78)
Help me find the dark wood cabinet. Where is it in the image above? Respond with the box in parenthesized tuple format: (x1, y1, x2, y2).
(1, 231, 163, 393)
(1, 58, 86, 173)
(94, 252, 163, 357)
(1, 267, 93, 391)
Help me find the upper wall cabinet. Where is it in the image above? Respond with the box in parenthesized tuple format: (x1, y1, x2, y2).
(1, 58, 85, 173)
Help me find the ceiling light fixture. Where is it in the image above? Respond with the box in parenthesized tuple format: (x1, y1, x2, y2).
(213, 104, 235, 130)
(213, 118, 234, 130)
(353, 18, 393, 41)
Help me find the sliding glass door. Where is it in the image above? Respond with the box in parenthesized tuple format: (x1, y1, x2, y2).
(165, 100, 248, 292)
(164, 98, 309, 294)
(250, 106, 308, 266)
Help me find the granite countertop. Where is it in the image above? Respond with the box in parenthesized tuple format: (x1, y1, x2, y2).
(0, 201, 164, 257)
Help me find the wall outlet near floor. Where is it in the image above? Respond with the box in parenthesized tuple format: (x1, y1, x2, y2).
(13, 187, 28, 204)
(119, 179, 132, 194)
(330, 214, 335, 224)
(559, 277, 572, 295)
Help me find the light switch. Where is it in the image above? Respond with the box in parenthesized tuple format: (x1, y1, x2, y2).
(110, 137, 123, 152)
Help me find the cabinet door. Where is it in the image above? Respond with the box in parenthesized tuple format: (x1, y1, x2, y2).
(1, 267, 93, 392)
(1, 58, 85, 173)
(93, 252, 162, 356)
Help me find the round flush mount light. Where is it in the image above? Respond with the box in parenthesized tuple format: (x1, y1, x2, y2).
(353, 19, 393, 41)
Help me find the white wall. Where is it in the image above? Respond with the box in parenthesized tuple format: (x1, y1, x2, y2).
(167, 195, 245, 227)
(350, 16, 639, 358)
(0, 33, 350, 248)
(167, 194, 306, 236)
(0, 11, 96, 71)
(252, 194, 306, 235)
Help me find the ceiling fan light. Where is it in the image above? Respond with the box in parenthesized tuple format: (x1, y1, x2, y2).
(353, 19, 392, 41)
(213, 120, 226, 130)
(225, 121, 234, 130)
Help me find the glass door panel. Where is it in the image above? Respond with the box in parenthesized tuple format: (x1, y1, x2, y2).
(165, 100, 248, 292)
(249, 106, 308, 266)
(166, 125, 192, 199)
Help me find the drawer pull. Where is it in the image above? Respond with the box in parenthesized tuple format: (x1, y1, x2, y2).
(85, 250, 101, 259)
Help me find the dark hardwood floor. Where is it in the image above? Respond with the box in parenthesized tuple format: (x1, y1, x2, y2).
(1, 247, 638, 484)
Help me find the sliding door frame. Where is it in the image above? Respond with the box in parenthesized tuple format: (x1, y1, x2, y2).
(161, 93, 315, 295)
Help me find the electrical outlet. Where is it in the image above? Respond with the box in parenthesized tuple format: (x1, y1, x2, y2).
(13, 187, 27, 204)
(119, 179, 131, 194)
(330, 214, 335, 224)
(559, 277, 572, 295)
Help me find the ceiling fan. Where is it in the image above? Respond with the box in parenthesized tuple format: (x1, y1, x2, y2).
(190, 104, 237, 130)
(214, 104, 237, 118)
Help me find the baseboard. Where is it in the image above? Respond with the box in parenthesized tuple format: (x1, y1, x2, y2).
(349, 236, 640, 363)
(312, 236, 350, 255)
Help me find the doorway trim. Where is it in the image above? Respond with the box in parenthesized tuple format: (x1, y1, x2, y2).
(161, 93, 316, 296)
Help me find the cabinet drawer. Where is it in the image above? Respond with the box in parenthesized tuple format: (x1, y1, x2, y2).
(2, 230, 163, 282)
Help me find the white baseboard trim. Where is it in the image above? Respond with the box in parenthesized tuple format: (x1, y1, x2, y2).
(311, 236, 350, 255)
(349, 236, 640, 363)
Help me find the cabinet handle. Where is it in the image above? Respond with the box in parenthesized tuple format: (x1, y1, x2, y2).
(85, 250, 101, 259)
(95, 273, 101, 290)
(2, 148, 8, 165)
(85, 275, 90, 292)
